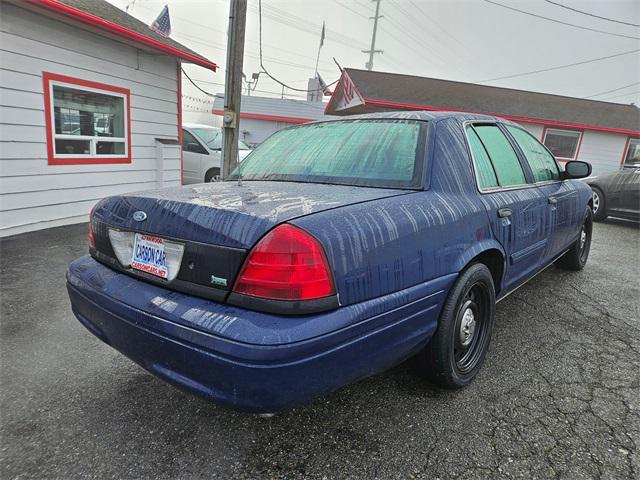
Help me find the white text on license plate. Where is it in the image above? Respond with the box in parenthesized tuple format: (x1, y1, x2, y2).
(131, 234, 168, 279)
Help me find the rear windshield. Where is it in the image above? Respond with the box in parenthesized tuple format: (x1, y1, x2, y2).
(228, 119, 426, 189)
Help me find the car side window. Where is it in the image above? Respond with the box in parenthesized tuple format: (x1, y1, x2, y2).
(506, 126, 560, 182)
(182, 130, 207, 154)
(473, 124, 526, 188)
(466, 126, 498, 189)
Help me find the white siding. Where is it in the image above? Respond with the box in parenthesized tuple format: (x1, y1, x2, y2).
(574, 130, 628, 175)
(0, 3, 181, 237)
(516, 122, 544, 141)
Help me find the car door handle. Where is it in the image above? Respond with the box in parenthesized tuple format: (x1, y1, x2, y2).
(497, 207, 512, 218)
(548, 196, 558, 205)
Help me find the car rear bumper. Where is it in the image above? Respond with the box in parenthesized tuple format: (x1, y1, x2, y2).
(67, 256, 454, 412)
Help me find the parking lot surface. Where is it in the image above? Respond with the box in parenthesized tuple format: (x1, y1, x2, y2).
(1, 220, 638, 479)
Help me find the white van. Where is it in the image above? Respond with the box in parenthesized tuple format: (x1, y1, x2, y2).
(181, 123, 252, 184)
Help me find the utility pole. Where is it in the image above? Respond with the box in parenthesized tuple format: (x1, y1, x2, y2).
(221, 0, 247, 179)
(362, 0, 382, 71)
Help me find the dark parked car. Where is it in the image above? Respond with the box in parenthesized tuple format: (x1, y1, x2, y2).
(67, 112, 593, 413)
(587, 166, 640, 222)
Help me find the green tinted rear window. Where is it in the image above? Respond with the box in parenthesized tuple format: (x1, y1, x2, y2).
(474, 125, 526, 187)
(230, 120, 425, 189)
(466, 126, 498, 189)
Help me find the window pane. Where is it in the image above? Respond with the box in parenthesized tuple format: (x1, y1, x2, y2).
(182, 130, 206, 153)
(624, 139, 640, 166)
(466, 126, 498, 189)
(192, 127, 222, 150)
(232, 120, 424, 189)
(55, 139, 90, 155)
(474, 125, 526, 187)
(96, 141, 125, 155)
(543, 129, 580, 159)
(53, 85, 125, 138)
(507, 126, 559, 182)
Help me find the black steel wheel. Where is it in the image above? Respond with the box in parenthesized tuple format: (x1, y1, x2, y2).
(555, 207, 593, 271)
(417, 262, 496, 388)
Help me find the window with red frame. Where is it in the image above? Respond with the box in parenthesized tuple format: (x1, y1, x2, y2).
(623, 138, 640, 167)
(542, 128, 582, 161)
(43, 73, 130, 165)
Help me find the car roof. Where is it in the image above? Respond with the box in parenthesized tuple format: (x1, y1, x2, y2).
(183, 123, 221, 130)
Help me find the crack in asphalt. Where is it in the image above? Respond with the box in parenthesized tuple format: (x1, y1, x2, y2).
(1, 220, 639, 479)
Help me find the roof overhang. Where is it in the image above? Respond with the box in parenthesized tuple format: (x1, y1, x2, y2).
(326, 69, 640, 136)
(22, 0, 217, 71)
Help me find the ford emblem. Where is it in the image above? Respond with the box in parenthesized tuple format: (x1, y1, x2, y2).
(133, 211, 147, 222)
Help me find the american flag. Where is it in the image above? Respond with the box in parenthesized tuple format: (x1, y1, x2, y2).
(150, 5, 171, 37)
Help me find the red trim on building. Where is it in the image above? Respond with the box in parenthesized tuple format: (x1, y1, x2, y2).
(43, 71, 132, 165)
(28, 0, 217, 71)
(177, 62, 184, 184)
(363, 98, 640, 136)
(620, 135, 640, 165)
(541, 126, 584, 163)
(211, 109, 313, 124)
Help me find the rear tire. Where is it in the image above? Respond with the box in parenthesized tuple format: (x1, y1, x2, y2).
(205, 168, 220, 183)
(555, 207, 593, 271)
(591, 186, 607, 222)
(417, 263, 496, 389)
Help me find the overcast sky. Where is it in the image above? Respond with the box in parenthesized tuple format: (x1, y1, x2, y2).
(108, 0, 640, 108)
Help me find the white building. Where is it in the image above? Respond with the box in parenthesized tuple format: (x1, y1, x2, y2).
(212, 95, 334, 146)
(0, 0, 217, 237)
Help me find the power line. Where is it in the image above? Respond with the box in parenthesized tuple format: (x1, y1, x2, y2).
(182, 75, 309, 99)
(543, 0, 640, 28)
(477, 48, 640, 83)
(332, 0, 368, 19)
(585, 82, 640, 99)
(182, 67, 215, 96)
(132, 2, 338, 71)
(596, 91, 640, 102)
(483, 0, 640, 41)
(385, 0, 466, 74)
(257, 0, 339, 93)
(249, 2, 370, 51)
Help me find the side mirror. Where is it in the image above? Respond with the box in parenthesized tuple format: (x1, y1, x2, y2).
(562, 160, 592, 179)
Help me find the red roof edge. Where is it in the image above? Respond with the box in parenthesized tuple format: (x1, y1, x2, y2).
(27, 0, 217, 72)
(364, 99, 640, 136)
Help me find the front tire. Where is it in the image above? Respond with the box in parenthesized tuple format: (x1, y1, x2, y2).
(417, 263, 496, 389)
(555, 207, 593, 271)
(591, 186, 607, 222)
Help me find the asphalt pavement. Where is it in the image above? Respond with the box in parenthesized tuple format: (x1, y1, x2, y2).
(1, 220, 638, 479)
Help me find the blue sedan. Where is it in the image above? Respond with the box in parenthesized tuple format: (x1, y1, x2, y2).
(66, 112, 594, 413)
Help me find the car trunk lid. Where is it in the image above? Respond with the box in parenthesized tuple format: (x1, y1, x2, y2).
(91, 181, 411, 299)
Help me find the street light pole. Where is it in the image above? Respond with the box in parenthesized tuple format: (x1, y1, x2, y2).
(221, 0, 247, 179)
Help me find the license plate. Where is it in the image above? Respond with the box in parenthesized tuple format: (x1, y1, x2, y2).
(131, 234, 169, 279)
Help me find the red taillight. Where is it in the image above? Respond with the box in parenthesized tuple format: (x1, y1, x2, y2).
(233, 224, 335, 301)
